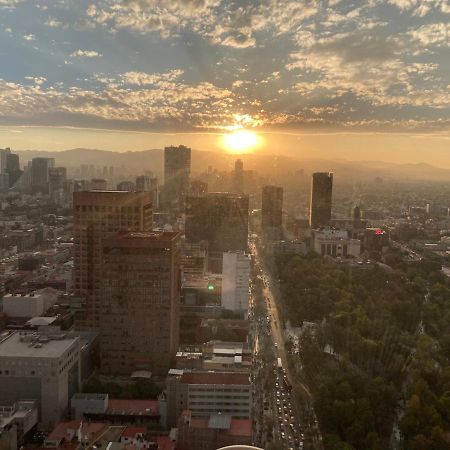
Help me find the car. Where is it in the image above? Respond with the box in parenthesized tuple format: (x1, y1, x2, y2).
(281, 432, 286, 439)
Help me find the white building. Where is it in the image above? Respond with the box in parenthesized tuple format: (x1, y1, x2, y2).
(221, 252, 250, 315)
(313, 228, 360, 257)
(0, 328, 80, 429)
(2, 289, 58, 318)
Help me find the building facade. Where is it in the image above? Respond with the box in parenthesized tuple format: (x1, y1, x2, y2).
(261, 185, 283, 240)
(73, 190, 153, 331)
(185, 193, 249, 272)
(166, 371, 251, 427)
(221, 252, 250, 315)
(0, 329, 80, 429)
(31, 157, 55, 194)
(99, 232, 181, 376)
(163, 145, 191, 211)
(310, 172, 333, 229)
(312, 228, 360, 257)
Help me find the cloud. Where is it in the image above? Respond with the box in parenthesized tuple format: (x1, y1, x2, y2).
(407, 22, 450, 47)
(0, 73, 235, 131)
(70, 49, 102, 58)
(45, 17, 62, 28)
(120, 69, 184, 85)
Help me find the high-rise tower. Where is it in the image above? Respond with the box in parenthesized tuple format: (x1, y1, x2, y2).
(310, 172, 333, 229)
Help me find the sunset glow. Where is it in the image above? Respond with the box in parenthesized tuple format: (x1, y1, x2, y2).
(222, 130, 261, 153)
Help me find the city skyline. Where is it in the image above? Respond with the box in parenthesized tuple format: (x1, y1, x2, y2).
(1, 1, 450, 165)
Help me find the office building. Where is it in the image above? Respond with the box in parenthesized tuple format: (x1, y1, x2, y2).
(261, 185, 283, 240)
(167, 371, 251, 427)
(5, 153, 22, 187)
(48, 167, 67, 199)
(116, 181, 135, 191)
(221, 252, 250, 315)
(0, 173, 9, 192)
(90, 178, 108, 190)
(0, 147, 11, 173)
(31, 157, 55, 194)
(0, 329, 80, 428)
(185, 193, 249, 271)
(99, 231, 181, 376)
(136, 175, 159, 210)
(163, 145, 191, 211)
(233, 159, 244, 193)
(312, 228, 360, 257)
(135, 175, 150, 191)
(310, 172, 333, 229)
(73, 190, 153, 330)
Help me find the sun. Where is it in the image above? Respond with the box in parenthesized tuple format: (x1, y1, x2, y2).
(222, 130, 261, 154)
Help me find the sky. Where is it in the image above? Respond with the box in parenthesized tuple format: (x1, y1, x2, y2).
(0, 0, 450, 165)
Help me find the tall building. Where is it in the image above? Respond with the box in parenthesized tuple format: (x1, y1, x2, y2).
(48, 167, 67, 200)
(310, 172, 333, 229)
(135, 175, 151, 191)
(31, 157, 55, 194)
(100, 231, 181, 376)
(190, 180, 208, 197)
(90, 178, 108, 190)
(0, 147, 11, 173)
(0, 173, 9, 192)
(73, 190, 153, 330)
(221, 252, 250, 315)
(261, 185, 283, 240)
(136, 175, 159, 210)
(5, 153, 22, 187)
(185, 193, 249, 271)
(163, 145, 191, 211)
(233, 159, 244, 193)
(116, 181, 135, 191)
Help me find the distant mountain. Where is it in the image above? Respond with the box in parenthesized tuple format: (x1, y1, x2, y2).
(14, 148, 450, 182)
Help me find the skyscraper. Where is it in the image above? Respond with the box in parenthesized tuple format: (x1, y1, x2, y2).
(261, 185, 283, 240)
(185, 192, 249, 271)
(100, 231, 181, 376)
(48, 167, 67, 199)
(0, 147, 11, 173)
(233, 159, 244, 193)
(310, 172, 333, 229)
(5, 153, 22, 187)
(163, 145, 191, 211)
(135, 175, 151, 191)
(73, 190, 153, 330)
(31, 157, 55, 194)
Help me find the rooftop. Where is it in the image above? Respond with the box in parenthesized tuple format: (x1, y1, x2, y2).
(180, 372, 250, 386)
(106, 399, 159, 416)
(0, 331, 79, 358)
(103, 232, 180, 247)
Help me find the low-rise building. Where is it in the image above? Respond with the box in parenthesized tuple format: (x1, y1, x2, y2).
(312, 228, 361, 258)
(2, 288, 59, 319)
(166, 371, 251, 427)
(0, 328, 80, 429)
(177, 410, 252, 450)
(0, 400, 38, 450)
